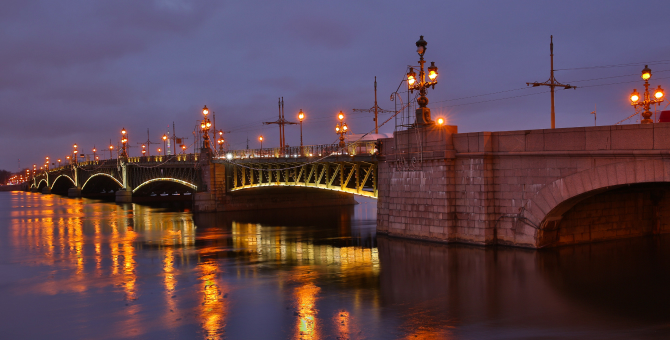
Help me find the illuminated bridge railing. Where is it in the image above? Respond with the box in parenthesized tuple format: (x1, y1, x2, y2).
(219, 141, 378, 160)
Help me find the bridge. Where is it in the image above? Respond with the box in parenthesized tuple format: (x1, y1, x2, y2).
(30, 141, 379, 209)
(25, 122, 670, 249)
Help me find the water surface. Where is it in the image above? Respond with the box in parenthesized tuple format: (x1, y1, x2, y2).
(1, 191, 669, 339)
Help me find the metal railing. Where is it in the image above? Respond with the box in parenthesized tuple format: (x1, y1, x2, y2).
(219, 141, 378, 160)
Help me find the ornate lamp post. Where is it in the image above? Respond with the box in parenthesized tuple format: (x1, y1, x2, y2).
(121, 128, 128, 158)
(57, 159, 61, 168)
(335, 111, 348, 148)
(406, 35, 439, 126)
(298, 109, 305, 155)
(162, 134, 167, 156)
(259, 135, 263, 151)
(73, 144, 78, 164)
(109, 144, 114, 159)
(201, 105, 212, 150)
(45, 157, 49, 170)
(141, 144, 146, 156)
(217, 130, 225, 154)
(92, 146, 97, 161)
(630, 65, 665, 124)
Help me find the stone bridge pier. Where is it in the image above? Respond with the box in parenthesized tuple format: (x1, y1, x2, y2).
(377, 123, 670, 248)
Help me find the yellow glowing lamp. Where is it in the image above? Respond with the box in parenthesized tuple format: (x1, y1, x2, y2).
(259, 136, 263, 141)
(428, 62, 438, 81)
(202, 105, 209, 116)
(110, 145, 114, 150)
(121, 128, 126, 135)
(437, 117, 444, 125)
(655, 86, 664, 100)
(74, 150, 78, 154)
(142, 150, 146, 154)
(73, 144, 77, 149)
(407, 67, 416, 86)
(630, 89, 640, 103)
(141, 144, 145, 149)
(57, 159, 61, 163)
(206, 122, 211, 128)
(218, 139, 223, 144)
(219, 130, 223, 136)
(298, 109, 304, 121)
(338, 111, 344, 120)
(92, 148, 96, 152)
(201, 122, 206, 129)
(66, 156, 70, 160)
(641, 65, 651, 80)
(335, 125, 340, 132)
(181, 145, 186, 150)
(343, 123, 348, 131)
(162, 134, 167, 141)
(157, 148, 161, 152)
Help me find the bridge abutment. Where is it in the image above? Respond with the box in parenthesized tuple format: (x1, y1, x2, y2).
(378, 123, 670, 248)
(41, 187, 51, 194)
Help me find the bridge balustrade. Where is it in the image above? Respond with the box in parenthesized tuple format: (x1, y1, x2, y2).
(220, 141, 378, 160)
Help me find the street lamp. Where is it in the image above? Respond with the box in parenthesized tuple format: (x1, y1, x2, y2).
(109, 144, 114, 159)
(141, 144, 146, 156)
(201, 105, 212, 149)
(45, 157, 49, 170)
(335, 111, 348, 148)
(298, 109, 305, 155)
(121, 128, 128, 158)
(259, 135, 263, 153)
(406, 35, 439, 125)
(73, 144, 78, 164)
(162, 134, 167, 156)
(181, 145, 186, 154)
(57, 159, 61, 168)
(92, 146, 96, 161)
(630, 65, 665, 124)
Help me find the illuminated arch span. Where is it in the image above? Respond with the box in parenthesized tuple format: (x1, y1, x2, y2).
(81, 173, 122, 190)
(50, 174, 76, 189)
(230, 182, 378, 199)
(132, 178, 197, 193)
(36, 179, 48, 189)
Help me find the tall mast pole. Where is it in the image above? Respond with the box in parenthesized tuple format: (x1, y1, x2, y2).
(526, 35, 576, 129)
(550, 36, 555, 129)
(374, 77, 379, 134)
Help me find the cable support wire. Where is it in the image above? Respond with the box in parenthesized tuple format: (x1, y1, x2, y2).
(555, 59, 670, 71)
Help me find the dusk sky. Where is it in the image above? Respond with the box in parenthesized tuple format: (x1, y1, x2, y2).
(2, 0, 669, 171)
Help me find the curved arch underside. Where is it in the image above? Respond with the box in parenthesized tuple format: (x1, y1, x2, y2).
(524, 159, 670, 247)
(81, 173, 122, 190)
(50, 175, 75, 189)
(132, 178, 197, 193)
(230, 182, 377, 198)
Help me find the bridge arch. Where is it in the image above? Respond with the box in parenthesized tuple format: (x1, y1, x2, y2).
(523, 158, 670, 247)
(132, 178, 197, 193)
(36, 179, 48, 190)
(81, 173, 122, 191)
(50, 174, 76, 189)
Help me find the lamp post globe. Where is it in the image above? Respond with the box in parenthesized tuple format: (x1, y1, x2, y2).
(406, 35, 439, 126)
(630, 65, 665, 124)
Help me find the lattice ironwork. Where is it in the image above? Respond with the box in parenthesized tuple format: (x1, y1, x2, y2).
(229, 161, 377, 198)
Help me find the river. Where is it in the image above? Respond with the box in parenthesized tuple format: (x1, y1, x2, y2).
(1, 191, 669, 339)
